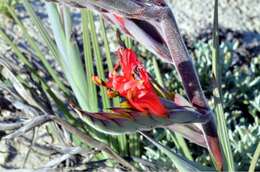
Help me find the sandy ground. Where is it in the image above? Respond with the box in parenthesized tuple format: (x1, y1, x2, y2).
(170, 0, 260, 37)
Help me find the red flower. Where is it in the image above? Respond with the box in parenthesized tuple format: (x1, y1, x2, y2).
(93, 48, 167, 117)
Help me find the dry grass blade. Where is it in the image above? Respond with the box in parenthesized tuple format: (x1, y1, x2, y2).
(23, 127, 38, 168)
(43, 147, 85, 168)
(52, 116, 138, 171)
(3, 115, 53, 140)
(2, 112, 137, 171)
(0, 122, 24, 131)
(0, 59, 42, 111)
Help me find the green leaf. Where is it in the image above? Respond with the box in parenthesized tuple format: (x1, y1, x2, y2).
(212, 0, 235, 171)
(46, 2, 89, 110)
(87, 10, 110, 109)
(6, 5, 68, 94)
(22, 0, 61, 65)
(140, 131, 213, 172)
(249, 142, 260, 172)
(81, 9, 98, 112)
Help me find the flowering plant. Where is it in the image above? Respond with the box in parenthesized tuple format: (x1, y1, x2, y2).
(93, 48, 167, 116)
(58, 0, 225, 169)
(71, 46, 208, 135)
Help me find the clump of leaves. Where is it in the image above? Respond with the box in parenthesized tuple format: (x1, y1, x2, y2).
(229, 122, 260, 171)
